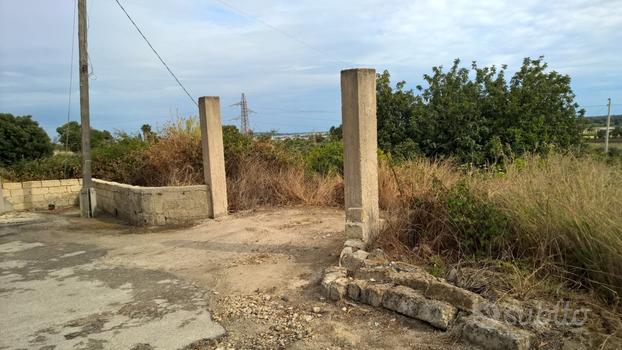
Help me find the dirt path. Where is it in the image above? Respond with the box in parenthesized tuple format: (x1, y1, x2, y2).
(0, 208, 469, 349)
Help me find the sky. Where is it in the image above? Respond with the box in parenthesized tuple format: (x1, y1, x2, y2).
(1, 0, 621, 140)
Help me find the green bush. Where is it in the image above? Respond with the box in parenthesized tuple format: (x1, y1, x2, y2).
(442, 181, 509, 256)
(4, 154, 81, 181)
(305, 142, 344, 175)
(92, 135, 147, 184)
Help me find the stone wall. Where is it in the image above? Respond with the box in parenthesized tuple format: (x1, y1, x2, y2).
(93, 179, 210, 226)
(1, 179, 81, 212)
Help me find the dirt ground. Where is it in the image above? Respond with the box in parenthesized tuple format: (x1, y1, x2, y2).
(0, 207, 471, 349)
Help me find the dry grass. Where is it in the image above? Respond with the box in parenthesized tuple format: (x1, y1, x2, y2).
(482, 154, 622, 300)
(140, 118, 203, 186)
(227, 156, 343, 211)
(376, 157, 464, 262)
(376, 154, 622, 302)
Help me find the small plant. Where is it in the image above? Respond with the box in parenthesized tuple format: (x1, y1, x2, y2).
(427, 255, 448, 278)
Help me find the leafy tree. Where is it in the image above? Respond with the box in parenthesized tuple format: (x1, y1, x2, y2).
(56, 121, 113, 151)
(333, 57, 587, 164)
(0, 113, 53, 166)
(328, 125, 342, 141)
(376, 71, 421, 160)
(140, 124, 156, 142)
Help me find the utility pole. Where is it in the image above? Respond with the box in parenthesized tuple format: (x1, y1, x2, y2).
(231, 93, 255, 134)
(605, 98, 612, 154)
(78, 0, 95, 217)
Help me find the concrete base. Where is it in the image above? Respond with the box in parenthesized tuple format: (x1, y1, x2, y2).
(0, 183, 5, 214)
(79, 188, 96, 218)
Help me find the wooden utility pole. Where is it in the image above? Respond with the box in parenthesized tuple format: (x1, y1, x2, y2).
(605, 98, 612, 154)
(78, 0, 95, 217)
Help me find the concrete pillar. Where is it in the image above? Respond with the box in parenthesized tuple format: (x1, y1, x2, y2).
(199, 96, 228, 218)
(340, 68, 379, 244)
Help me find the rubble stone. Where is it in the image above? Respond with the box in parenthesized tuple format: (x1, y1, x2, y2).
(340, 248, 369, 272)
(382, 286, 457, 330)
(360, 283, 391, 307)
(457, 315, 534, 350)
(392, 270, 435, 292)
(328, 277, 349, 301)
(425, 280, 485, 312)
(353, 266, 393, 282)
(347, 279, 368, 301)
(321, 267, 347, 298)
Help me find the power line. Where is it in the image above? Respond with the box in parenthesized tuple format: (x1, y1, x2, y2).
(113, 0, 197, 107)
(254, 106, 339, 114)
(212, 0, 350, 65)
(64, 0, 77, 151)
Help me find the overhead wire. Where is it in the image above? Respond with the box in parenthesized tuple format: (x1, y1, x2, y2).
(212, 0, 350, 65)
(113, 0, 198, 107)
(64, 0, 77, 152)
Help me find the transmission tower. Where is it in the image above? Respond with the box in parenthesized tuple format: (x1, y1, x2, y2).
(231, 93, 255, 134)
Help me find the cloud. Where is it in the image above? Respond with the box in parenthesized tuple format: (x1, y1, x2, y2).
(0, 0, 621, 137)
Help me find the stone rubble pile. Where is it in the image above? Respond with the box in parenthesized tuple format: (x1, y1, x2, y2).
(322, 240, 535, 350)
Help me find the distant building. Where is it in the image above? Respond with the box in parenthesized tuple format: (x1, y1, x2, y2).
(270, 132, 329, 141)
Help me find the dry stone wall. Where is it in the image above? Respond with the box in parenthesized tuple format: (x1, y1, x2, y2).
(1, 179, 81, 212)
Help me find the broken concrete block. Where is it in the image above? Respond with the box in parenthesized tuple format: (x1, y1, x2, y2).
(341, 249, 369, 272)
(329, 277, 349, 301)
(425, 280, 485, 312)
(347, 279, 368, 301)
(363, 248, 389, 268)
(382, 286, 457, 330)
(360, 283, 391, 307)
(353, 266, 393, 282)
(392, 270, 435, 292)
(321, 266, 347, 297)
(416, 298, 458, 331)
(458, 315, 534, 350)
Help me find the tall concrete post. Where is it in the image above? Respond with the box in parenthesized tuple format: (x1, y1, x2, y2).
(340, 68, 379, 244)
(199, 96, 228, 218)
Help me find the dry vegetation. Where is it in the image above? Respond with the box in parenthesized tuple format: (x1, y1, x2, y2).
(4, 117, 621, 309)
(377, 154, 622, 307)
(114, 119, 622, 305)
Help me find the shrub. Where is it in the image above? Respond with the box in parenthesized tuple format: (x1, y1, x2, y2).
(305, 141, 343, 175)
(442, 181, 509, 256)
(140, 121, 203, 186)
(92, 134, 147, 184)
(4, 154, 81, 181)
